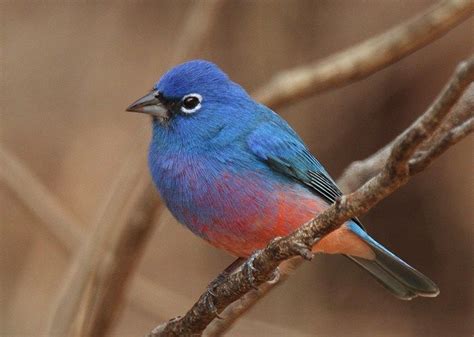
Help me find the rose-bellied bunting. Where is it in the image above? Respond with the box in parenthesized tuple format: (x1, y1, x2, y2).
(127, 60, 439, 299)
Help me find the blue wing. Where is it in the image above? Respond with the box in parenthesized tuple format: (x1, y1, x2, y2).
(247, 116, 343, 206)
(246, 109, 439, 299)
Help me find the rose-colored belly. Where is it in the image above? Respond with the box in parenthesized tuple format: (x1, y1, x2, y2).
(203, 187, 374, 259)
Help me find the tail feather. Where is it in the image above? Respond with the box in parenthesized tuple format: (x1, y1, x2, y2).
(347, 222, 439, 300)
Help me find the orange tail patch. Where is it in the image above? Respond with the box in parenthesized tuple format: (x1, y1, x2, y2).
(312, 225, 376, 259)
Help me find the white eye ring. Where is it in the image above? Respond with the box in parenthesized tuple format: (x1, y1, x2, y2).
(181, 93, 202, 114)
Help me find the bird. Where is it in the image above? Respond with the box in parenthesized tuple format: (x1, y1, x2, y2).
(127, 60, 439, 300)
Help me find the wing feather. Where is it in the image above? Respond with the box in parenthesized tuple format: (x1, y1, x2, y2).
(247, 120, 364, 229)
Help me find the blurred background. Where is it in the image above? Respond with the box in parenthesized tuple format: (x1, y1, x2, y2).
(1, 1, 473, 336)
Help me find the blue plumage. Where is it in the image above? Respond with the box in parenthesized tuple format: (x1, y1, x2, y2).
(127, 60, 439, 299)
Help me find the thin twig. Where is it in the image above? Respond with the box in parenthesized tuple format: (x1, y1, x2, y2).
(409, 116, 473, 173)
(147, 57, 474, 337)
(254, 0, 474, 109)
(337, 83, 474, 193)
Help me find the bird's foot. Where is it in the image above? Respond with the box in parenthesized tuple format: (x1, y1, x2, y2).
(293, 242, 314, 260)
(268, 266, 281, 284)
(269, 236, 314, 261)
(203, 275, 227, 319)
(243, 252, 281, 288)
(243, 250, 263, 290)
(202, 257, 245, 319)
(168, 315, 182, 323)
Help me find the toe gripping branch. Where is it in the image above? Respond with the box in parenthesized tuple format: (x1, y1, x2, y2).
(291, 241, 314, 261)
(202, 236, 314, 319)
(204, 276, 225, 319)
(203, 257, 246, 318)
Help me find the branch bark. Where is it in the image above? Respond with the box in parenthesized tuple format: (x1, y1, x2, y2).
(202, 258, 303, 337)
(203, 2, 474, 333)
(2, 0, 469, 335)
(338, 82, 474, 193)
(147, 57, 474, 337)
(254, 0, 474, 109)
(205, 83, 474, 335)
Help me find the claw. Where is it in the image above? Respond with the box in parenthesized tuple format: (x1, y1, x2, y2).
(268, 267, 281, 284)
(202, 257, 246, 319)
(243, 250, 262, 290)
(269, 236, 283, 245)
(203, 273, 229, 319)
(293, 242, 313, 260)
(203, 286, 223, 319)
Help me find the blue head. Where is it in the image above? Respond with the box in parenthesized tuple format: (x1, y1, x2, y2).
(127, 60, 258, 150)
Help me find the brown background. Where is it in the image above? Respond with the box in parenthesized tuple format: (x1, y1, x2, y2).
(1, 1, 473, 336)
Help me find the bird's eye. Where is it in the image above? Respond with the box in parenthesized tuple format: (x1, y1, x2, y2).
(181, 94, 202, 114)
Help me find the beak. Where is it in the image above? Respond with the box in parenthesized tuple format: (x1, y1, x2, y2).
(126, 90, 169, 119)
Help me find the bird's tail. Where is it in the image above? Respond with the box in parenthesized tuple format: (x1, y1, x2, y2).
(346, 222, 440, 300)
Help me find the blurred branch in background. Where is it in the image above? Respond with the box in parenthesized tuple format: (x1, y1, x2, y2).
(45, 1, 226, 337)
(81, 177, 162, 337)
(0, 145, 197, 317)
(170, 0, 225, 65)
(0, 149, 291, 333)
(254, 0, 474, 109)
(0, 130, 304, 337)
(46, 154, 157, 337)
(149, 56, 474, 337)
(0, 146, 83, 251)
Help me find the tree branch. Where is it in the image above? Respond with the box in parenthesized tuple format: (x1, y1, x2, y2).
(147, 56, 474, 337)
(409, 116, 473, 173)
(2, 1, 469, 335)
(254, 0, 474, 109)
(338, 82, 474, 193)
(206, 87, 474, 334)
(203, 3, 474, 332)
(203, 258, 302, 337)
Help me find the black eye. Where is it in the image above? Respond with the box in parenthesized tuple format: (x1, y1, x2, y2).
(183, 96, 199, 109)
(181, 94, 202, 113)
